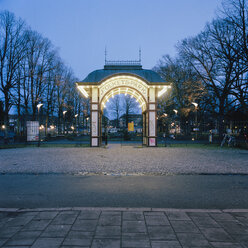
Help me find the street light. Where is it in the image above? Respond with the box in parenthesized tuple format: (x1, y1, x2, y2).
(161, 113, 168, 147)
(173, 109, 179, 137)
(192, 102, 198, 108)
(86, 117, 89, 135)
(37, 103, 43, 147)
(63, 110, 67, 134)
(192, 102, 198, 140)
(75, 114, 78, 134)
(37, 103, 43, 110)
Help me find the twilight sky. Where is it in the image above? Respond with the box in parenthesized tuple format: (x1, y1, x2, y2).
(1, 0, 221, 80)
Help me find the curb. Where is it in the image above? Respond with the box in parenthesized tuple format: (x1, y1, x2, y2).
(1, 207, 248, 212)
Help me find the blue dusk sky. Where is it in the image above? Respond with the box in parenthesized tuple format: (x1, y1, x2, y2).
(0, 0, 221, 80)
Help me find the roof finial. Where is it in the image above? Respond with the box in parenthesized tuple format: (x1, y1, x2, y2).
(139, 47, 141, 63)
(105, 46, 107, 64)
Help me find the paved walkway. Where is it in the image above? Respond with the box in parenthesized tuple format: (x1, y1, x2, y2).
(0, 145, 248, 174)
(0, 208, 248, 248)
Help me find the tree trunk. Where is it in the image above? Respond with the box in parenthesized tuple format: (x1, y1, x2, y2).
(4, 94, 9, 144)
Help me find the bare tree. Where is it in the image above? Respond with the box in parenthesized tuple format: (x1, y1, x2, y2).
(220, 0, 248, 115)
(123, 95, 139, 128)
(108, 95, 121, 128)
(178, 17, 243, 136)
(155, 55, 207, 134)
(0, 11, 27, 141)
(24, 30, 56, 120)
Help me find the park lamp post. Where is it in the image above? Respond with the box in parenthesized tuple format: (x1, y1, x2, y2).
(161, 113, 168, 147)
(37, 103, 43, 147)
(173, 109, 178, 137)
(75, 114, 78, 134)
(86, 117, 89, 135)
(192, 102, 198, 140)
(63, 110, 67, 134)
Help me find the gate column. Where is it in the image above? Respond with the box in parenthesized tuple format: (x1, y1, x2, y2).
(148, 87, 157, 146)
(90, 86, 100, 147)
(142, 112, 147, 145)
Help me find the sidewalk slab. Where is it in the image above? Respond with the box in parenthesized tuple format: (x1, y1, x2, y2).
(0, 208, 247, 247)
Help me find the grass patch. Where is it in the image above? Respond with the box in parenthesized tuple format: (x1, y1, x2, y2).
(158, 143, 224, 149)
(40, 143, 90, 148)
(0, 143, 90, 149)
(158, 143, 247, 150)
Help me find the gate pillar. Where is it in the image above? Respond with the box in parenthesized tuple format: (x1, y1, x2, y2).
(142, 112, 147, 146)
(148, 87, 157, 146)
(90, 86, 100, 147)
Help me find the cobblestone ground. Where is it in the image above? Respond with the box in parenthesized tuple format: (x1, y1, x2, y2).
(0, 145, 248, 174)
(0, 208, 248, 248)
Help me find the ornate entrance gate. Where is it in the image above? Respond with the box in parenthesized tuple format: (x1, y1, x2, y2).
(76, 61, 170, 147)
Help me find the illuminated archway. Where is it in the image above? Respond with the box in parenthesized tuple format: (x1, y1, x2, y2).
(100, 86, 147, 112)
(77, 64, 170, 147)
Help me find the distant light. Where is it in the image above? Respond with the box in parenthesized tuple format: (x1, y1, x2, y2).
(75, 114, 78, 118)
(63, 111, 67, 115)
(71, 126, 74, 130)
(37, 103, 43, 109)
(173, 109, 178, 114)
(39, 125, 44, 129)
(2, 125, 5, 129)
(192, 102, 198, 108)
(50, 125, 55, 129)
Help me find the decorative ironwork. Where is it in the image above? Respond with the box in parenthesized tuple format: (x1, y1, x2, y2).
(105, 60, 141, 66)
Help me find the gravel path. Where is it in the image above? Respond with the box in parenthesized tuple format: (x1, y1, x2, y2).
(0, 144, 248, 174)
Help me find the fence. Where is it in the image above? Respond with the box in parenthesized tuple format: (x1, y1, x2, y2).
(0, 115, 247, 148)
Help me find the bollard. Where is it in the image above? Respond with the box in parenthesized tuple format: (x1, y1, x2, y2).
(163, 133, 166, 147)
(105, 134, 108, 146)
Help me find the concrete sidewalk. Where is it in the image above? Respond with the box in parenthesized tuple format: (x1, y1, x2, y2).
(0, 208, 248, 248)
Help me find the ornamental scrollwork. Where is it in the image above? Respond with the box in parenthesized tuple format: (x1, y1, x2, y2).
(99, 77, 148, 101)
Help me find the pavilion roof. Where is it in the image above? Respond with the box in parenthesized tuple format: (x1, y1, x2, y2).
(80, 64, 166, 84)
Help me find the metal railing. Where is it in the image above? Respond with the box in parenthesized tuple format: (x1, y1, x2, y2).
(105, 60, 141, 66)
